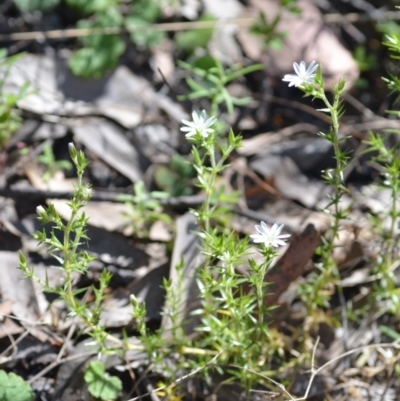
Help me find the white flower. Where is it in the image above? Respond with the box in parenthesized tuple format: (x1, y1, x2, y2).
(180, 110, 216, 138)
(250, 221, 291, 248)
(36, 205, 47, 219)
(282, 61, 318, 87)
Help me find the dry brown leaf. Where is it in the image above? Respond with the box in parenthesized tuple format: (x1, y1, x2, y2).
(237, 0, 359, 88)
(0, 251, 49, 341)
(3, 54, 186, 129)
(263, 223, 321, 307)
(72, 117, 142, 183)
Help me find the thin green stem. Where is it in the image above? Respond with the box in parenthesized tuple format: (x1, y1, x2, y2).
(256, 274, 263, 328)
(203, 144, 217, 235)
(300, 86, 349, 324)
(386, 184, 398, 270)
(63, 209, 78, 310)
(320, 92, 345, 266)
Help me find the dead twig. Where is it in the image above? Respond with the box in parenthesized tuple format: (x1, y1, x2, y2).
(0, 185, 205, 206)
(27, 351, 97, 384)
(1, 11, 400, 43)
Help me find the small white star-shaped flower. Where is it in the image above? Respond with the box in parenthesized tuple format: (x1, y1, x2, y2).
(282, 61, 319, 87)
(180, 110, 216, 139)
(250, 221, 291, 248)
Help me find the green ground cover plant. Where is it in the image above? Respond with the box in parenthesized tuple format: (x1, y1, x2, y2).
(37, 142, 73, 182)
(123, 180, 172, 238)
(0, 370, 34, 401)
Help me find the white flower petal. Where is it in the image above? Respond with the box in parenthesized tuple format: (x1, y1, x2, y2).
(293, 62, 301, 76)
(260, 221, 269, 233)
(307, 61, 318, 75)
(192, 111, 200, 124)
(181, 119, 192, 126)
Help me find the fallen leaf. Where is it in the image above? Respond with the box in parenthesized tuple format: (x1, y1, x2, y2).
(263, 223, 321, 307)
(72, 117, 142, 183)
(237, 0, 359, 88)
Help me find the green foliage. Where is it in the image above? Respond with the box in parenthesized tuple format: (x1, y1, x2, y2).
(12, 0, 59, 12)
(19, 143, 116, 353)
(68, 38, 125, 79)
(69, 9, 125, 79)
(382, 32, 400, 102)
(67, 0, 168, 78)
(126, 0, 166, 48)
(125, 18, 164, 49)
(66, 0, 116, 14)
(378, 20, 400, 41)
(250, 0, 300, 49)
(286, 63, 350, 328)
(364, 131, 400, 314)
(280, 0, 300, 14)
(379, 325, 400, 341)
(175, 14, 215, 54)
(362, 29, 400, 315)
(123, 180, 172, 238)
(154, 154, 196, 196)
(0, 50, 31, 151)
(160, 260, 186, 344)
(37, 142, 73, 182)
(352, 45, 377, 72)
(0, 370, 34, 401)
(84, 361, 122, 401)
(250, 12, 286, 50)
(178, 112, 291, 388)
(131, 0, 163, 22)
(178, 57, 263, 116)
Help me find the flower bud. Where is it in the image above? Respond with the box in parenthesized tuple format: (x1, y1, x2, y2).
(19, 250, 27, 265)
(68, 142, 77, 162)
(81, 186, 92, 202)
(130, 294, 140, 311)
(36, 205, 47, 219)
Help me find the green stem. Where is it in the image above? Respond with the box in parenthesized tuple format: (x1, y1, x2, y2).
(203, 145, 217, 236)
(386, 185, 398, 271)
(320, 92, 347, 309)
(321, 93, 344, 257)
(256, 275, 263, 328)
(63, 209, 78, 310)
(303, 90, 347, 320)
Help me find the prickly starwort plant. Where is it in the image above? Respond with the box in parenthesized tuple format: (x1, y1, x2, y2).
(19, 143, 117, 353)
(364, 32, 400, 314)
(180, 110, 292, 388)
(283, 61, 350, 328)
